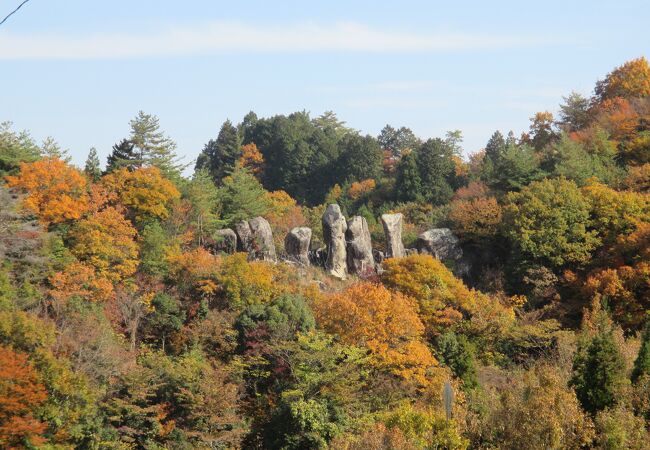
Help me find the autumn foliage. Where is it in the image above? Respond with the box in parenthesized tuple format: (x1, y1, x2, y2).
(595, 56, 650, 102)
(69, 206, 139, 282)
(264, 190, 306, 245)
(49, 262, 114, 305)
(315, 282, 437, 386)
(381, 255, 477, 335)
(5, 157, 89, 225)
(449, 196, 502, 242)
(167, 246, 221, 297)
(348, 178, 376, 200)
(102, 166, 180, 223)
(239, 143, 265, 176)
(0, 345, 48, 449)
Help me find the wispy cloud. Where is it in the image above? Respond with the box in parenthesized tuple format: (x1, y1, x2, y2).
(0, 21, 564, 60)
(343, 97, 448, 109)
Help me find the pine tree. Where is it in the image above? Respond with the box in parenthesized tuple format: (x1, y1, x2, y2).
(106, 139, 137, 173)
(129, 111, 185, 179)
(491, 143, 544, 192)
(84, 147, 101, 181)
(485, 130, 506, 165)
(0, 121, 41, 177)
(378, 124, 420, 158)
(184, 169, 224, 245)
(196, 120, 241, 184)
(217, 165, 269, 225)
(395, 151, 422, 202)
(436, 332, 478, 390)
(570, 329, 626, 414)
(632, 323, 650, 383)
(558, 92, 590, 132)
(238, 110, 259, 143)
(416, 138, 455, 205)
(142, 293, 185, 351)
(40, 137, 70, 161)
(336, 133, 382, 183)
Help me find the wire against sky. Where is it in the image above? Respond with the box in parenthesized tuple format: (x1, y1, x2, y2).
(0, 0, 31, 27)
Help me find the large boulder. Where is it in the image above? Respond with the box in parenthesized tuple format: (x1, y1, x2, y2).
(234, 221, 254, 252)
(322, 204, 348, 279)
(248, 216, 277, 262)
(381, 213, 405, 258)
(285, 227, 312, 266)
(346, 216, 375, 276)
(213, 228, 237, 254)
(416, 228, 463, 261)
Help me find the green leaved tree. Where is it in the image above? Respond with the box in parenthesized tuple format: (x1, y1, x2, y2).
(196, 119, 241, 184)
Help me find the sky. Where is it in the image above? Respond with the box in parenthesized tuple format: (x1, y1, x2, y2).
(2, 0, 649, 169)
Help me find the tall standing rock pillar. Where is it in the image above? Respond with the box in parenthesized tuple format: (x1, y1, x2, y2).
(248, 216, 277, 262)
(381, 213, 405, 258)
(322, 204, 348, 279)
(285, 227, 312, 266)
(346, 216, 375, 276)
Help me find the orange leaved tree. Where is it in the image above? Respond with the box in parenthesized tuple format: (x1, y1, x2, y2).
(348, 179, 376, 200)
(49, 262, 114, 307)
(0, 345, 48, 449)
(5, 157, 89, 225)
(595, 56, 650, 103)
(449, 196, 502, 243)
(239, 143, 265, 177)
(315, 282, 437, 386)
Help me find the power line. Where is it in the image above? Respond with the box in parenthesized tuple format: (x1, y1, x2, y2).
(0, 0, 31, 27)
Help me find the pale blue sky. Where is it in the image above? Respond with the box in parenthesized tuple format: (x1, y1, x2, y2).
(2, 0, 649, 168)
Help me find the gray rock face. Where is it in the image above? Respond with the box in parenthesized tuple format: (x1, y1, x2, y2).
(213, 228, 237, 254)
(309, 247, 327, 267)
(405, 248, 418, 256)
(248, 217, 277, 262)
(345, 216, 375, 276)
(373, 249, 385, 264)
(416, 228, 463, 261)
(322, 204, 348, 279)
(234, 221, 254, 252)
(285, 227, 312, 266)
(381, 213, 405, 258)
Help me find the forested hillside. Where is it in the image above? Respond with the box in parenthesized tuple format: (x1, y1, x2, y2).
(1, 57, 649, 449)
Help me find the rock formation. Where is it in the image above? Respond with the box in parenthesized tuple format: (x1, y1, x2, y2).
(234, 217, 277, 261)
(322, 204, 348, 279)
(309, 247, 327, 267)
(373, 249, 385, 265)
(248, 216, 277, 262)
(381, 213, 405, 258)
(345, 216, 375, 276)
(234, 221, 254, 253)
(285, 227, 312, 266)
(416, 228, 463, 261)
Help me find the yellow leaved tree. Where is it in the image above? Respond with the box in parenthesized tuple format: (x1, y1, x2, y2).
(69, 206, 139, 282)
(101, 167, 180, 224)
